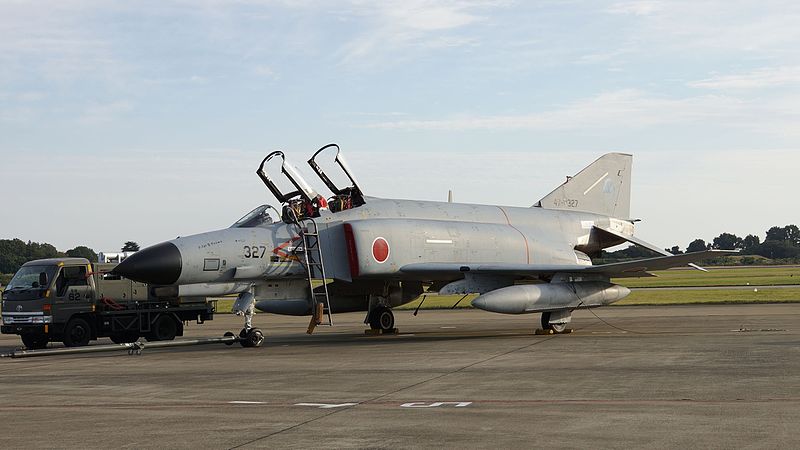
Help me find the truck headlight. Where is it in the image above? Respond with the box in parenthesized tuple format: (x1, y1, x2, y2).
(31, 316, 53, 324)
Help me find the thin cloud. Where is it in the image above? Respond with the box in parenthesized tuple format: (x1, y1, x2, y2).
(689, 66, 800, 90)
(336, 0, 497, 66)
(77, 101, 133, 125)
(362, 89, 746, 131)
(607, 1, 664, 16)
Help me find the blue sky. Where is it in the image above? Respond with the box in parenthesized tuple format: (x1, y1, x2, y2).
(1, 0, 799, 252)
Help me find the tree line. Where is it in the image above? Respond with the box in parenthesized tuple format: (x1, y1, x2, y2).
(602, 224, 800, 263)
(0, 239, 140, 275)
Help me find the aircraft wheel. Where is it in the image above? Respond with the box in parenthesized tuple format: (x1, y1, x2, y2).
(63, 317, 92, 347)
(240, 328, 264, 348)
(541, 312, 567, 333)
(21, 333, 49, 350)
(369, 306, 395, 331)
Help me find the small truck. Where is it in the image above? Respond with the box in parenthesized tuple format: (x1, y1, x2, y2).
(1, 257, 214, 349)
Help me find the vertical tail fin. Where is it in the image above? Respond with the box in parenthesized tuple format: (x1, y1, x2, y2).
(535, 153, 632, 219)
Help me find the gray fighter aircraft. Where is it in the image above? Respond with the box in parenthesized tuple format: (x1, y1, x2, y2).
(114, 144, 733, 345)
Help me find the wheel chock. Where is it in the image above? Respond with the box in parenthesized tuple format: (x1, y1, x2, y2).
(306, 303, 324, 335)
(364, 328, 399, 336)
(306, 316, 319, 335)
(535, 328, 574, 335)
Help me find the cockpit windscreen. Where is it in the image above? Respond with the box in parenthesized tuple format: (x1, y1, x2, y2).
(230, 205, 278, 228)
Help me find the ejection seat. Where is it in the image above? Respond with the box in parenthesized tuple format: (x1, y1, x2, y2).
(256, 150, 326, 223)
(307, 143, 365, 212)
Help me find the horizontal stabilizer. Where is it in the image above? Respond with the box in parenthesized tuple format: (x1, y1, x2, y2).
(593, 226, 670, 256)
(584, 250, 737, 276)
(594, 226, 724, 271)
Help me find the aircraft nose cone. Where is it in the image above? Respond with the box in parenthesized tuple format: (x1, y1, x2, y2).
(112, 242, 182, 285)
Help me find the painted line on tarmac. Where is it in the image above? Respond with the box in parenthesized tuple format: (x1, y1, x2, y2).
(295, 402, 358, 409)
(7, 397, 800, 412)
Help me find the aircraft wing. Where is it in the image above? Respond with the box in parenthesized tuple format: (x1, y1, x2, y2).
(399, 250, 737, 279)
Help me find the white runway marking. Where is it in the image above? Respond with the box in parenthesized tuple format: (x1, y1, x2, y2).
(295, 402, 358, 409)
(401, 402, 472, 408)
(229, 401, 267, 405)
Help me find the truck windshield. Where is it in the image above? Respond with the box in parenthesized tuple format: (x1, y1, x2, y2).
(230, 205, 278, 228)
(5, 265, 58, 291)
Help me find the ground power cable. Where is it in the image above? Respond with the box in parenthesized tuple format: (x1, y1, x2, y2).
(567, 282, 669, 335)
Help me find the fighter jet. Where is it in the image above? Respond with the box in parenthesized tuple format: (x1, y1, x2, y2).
(114, 144, 733, 345)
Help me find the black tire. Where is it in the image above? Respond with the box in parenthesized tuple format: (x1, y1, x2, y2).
(147, 315, 178, 341)
(110, 333, 139, 344)
(63, 317, 92, 347)
(21, 334, 48, 350)
(540, 312, 551, 330)
(240, 328, 264, 348)
(223, 331, 236, 346)
(369, 306, 394, 331)
(541, 312, 567, 333)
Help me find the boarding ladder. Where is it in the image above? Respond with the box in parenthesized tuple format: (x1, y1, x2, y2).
(289, 212, 333, 328)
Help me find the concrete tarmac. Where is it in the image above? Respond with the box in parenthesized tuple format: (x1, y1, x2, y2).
(1, 304, 799, 449)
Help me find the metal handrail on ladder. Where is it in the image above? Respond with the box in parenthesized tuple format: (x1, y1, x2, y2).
(287, 209, 333, 330)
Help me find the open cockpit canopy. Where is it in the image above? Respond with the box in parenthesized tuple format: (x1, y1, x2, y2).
(256, 151, 320, 204)
(307, 143, 365, 212)
(255, 144, 367, 223)
(230, 204, 280, 228)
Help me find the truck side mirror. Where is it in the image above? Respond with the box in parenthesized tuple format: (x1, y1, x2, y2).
(39, 272, 49, 287)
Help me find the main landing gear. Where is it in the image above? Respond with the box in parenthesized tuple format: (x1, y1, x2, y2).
(367, 305, 396, 334)
(540, 311, 572, 334)
(232, 290, 263, 347)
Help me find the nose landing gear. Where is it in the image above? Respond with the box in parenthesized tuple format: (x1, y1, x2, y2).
(239, 327, 265, 348)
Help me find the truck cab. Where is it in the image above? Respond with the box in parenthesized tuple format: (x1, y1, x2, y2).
(2, 258, 94, 348)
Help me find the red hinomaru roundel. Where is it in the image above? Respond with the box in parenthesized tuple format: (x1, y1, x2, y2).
(372, 237, 390, 263)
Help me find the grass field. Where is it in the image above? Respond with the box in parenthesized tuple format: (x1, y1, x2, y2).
(617, 288, 800, 305)
(615, 266, 800, 288)
(394, 287, 800, 310)
(395, 266, 800, 310)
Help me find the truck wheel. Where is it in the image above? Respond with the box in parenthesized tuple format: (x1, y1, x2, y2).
(147, 315, 178, 341)
(63, 318, 91, 347)
(110, 333, 139, 344)
(21, 334, 49, 350)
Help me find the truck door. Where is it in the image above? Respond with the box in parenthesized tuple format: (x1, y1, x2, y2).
(53, 265, 94, 319)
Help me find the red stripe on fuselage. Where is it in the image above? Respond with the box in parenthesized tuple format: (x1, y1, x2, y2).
(343, 223, 360, 278)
